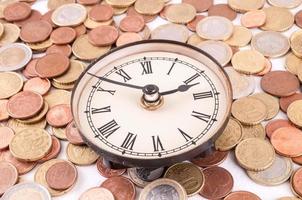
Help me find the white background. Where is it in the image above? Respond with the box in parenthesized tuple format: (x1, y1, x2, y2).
(25, 0, 302, 199)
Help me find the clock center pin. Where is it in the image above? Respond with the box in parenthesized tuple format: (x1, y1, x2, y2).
(141, 84, 164, 110)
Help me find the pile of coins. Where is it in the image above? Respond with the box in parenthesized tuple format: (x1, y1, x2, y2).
(0, 0, 302, 199)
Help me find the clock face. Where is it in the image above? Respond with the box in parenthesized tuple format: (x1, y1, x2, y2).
(72, 41, 232, 167)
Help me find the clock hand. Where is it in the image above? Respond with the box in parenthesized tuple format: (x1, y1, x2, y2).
(160, 82, 200, 96)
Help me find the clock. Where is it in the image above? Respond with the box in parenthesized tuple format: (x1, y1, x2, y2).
(71, 40, 232, 168)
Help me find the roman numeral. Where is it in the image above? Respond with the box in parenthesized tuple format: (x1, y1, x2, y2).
(115, 68, 131, 82)
(152, 136, 164, 152)
(97, 120, 120, 138)
(178, 128, 193, 142)
(91, 106, 111, 114)
(141, 61, 152, 75)
(121, 132, 137, 150)
(183, 73, 200, 85)
(97, 87, 116, 95)
(193, 91, 213, 100)
(191, 111, 211, 123)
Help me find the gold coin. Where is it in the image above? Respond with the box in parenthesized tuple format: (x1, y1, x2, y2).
(17, 102, 49, 124)
(241, 124, 266, 140)
(250, 92, 279, 120)
(51, 81, 74, 90)
(53, 60, 85, 85)
(105, 0, 136, 8)
(27, 38, 53, 52)
(215, 118, 243, 151)
(72, 34, 111, 61)
(134, 0, 165, 15)
(187, 33, 204, 46)
(228, 0, 265, 13)
(83, 17, 113, 29)
(66, 143, 99, 166)
(0, 72, 23, 99)
(165, 3, 196, 24)
(101, 1, 128, 15)
(10, 128, 52, 162)
(0, 23, 20, 46)
(290, 30, 302, 58)
(164, 162, 204, 196)
(231, 50, 265, 75)
(44, 89, 71, 108)
(52, 126, 67, 140)
(0, 22, 4, 38)
(7, 118, 47, 133)
(47, 0, 75, 10)
(286, 52, 302, 75)
(231, 97, 267, 125)
(225, 26, 252, 47)
(287, 100, 302, 127)
(138, 26, 151, 40)
(235, 138, 275, 171)
(261, 7, 294, 32)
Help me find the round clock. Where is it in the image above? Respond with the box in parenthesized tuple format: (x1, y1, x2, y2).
(71, 40, 232, 168)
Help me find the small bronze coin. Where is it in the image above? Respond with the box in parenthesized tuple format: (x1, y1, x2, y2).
(280, 93, 302, 112)
(88, 25, 119, 46)
(35, 53, 70, 78)
(186, 15, 205, 32)
(0, 161, 18, 196)
(116, 32, 142, 47)
(41, 9, 56, 27)
(192, 148, 228, 167)
(224, 191, 261, 200)
(0, 127, 14, 150)
(0, 100, 9, 121)
(20, 20, 53, 43)
(45, 161, 77, 190)
(73, 24, 86, 37)
(261, 71, 300, 97)
(50, 27, 77, 45)
(292, 168, 302, 197)
(46, 44, 72, 57)
(182, 0, 213, 12)
(3, 2, 31, 22)
(101, 176, 136, 200)
(40, 136, 61, 162)
(66, 121, 84, 145)
(120, 15, 145, 33)
(208, 4, 237, 21)
(295, 10, 302, 28)
(89, 4, 113, 22)
(14, 10, 42, 27)
(127, 6, 156, 23)
(200, 166, 233, 199)
(96, 158, 126, 178)
(293, 156, 302, 165)
(7, 91, 43, 120)
(23, 77, 51, 96)
(46, 104, 73, 127)
(265, 119, 293, 138)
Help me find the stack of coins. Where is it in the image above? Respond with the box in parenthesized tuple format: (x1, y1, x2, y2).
(0, 0, 301, 199)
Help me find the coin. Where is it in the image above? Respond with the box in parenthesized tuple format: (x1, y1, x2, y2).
(14, 10, 42, 28)
(120, 15, 145, 32)
(0, 23, 20, 46)
(295, 10, 302, 28)
(200, 166, 233, 199)
(0, 161, 18, 195)
(287, 100, 302, 128)
(134, 0, 164, 15)
(20, 20, 53, 43)
(261, 71, 300, 97)
(127, 6, 157, 23)
(84, 17, 113, 29)
(291, 30, 302, 58)
(268, 0, 302, 8)
(182, 0, 212, 12)
(23, 77, 51, 96)
(208, 4, 237, 21)
(52, 126, 67, 140)
(232, 50, 265, 75)
(280, 93, 302, 112)
(265, 119, 293, 138)
(215, 118, 243, 151)
(51, 3, 87, 27)
(51, 81, 74, 90)
(46, 104, 73, 127)
(247, 154, 292, 186)
(50, 27, 76, 45)
(128, 168, 152, 188)
(250, 92, 279, 120)
(186, 15, 205, 32)
(196, 16, 234, 41)
(3, 2, 31, 21)
(224, 67, 255, 100)
(44, 89, 71, 108)
(1, 182, 51, 200)
(257, 58, 272, 76)
(261, 7, 294, 32)
(151, 23, 189, 42)
(66, 143, 99, 165)
(47, 0, 75, 9)
(231, 97, 267, 125)
(241, 124, 265, 140)
(139, 178, 187, 200)
(187, 33, 204, 46)
(235, 138, 275, 171)
(228, 0, 265, 12)
(285, 53, 302, 75)
(10, 128, 52, 162)
(73, 24, 86, 36)
(8, 118, 47, 133)
(251, 31, 290, 58)
(65, 121, 84, 145)
(40, 136, 61, 162)
(0, 126, 14, 150)
(35, 54, 70, 78)
(88, 25, 119, 46)
(292, 168, 302, 197)
(101, 176, 136, 200)
(224, 191, 261, 200)
(96, 158, 126, 178)
(165, 3, 196, 24)
(192, 147, 228, 167)
(197, 40, 233, 67)
(164, 162, 204, 196)
(0, 72, 23, 99)
(27, 38, 53, 52)
(241, 10, 266, 28)
(46, 44, 72, 57)
(79, 187, 115, 200)
(106, 0, 135, 8)
(0, 100, 9, 121)
(225, 26, 252, 47)
(89, 4, 113, 22)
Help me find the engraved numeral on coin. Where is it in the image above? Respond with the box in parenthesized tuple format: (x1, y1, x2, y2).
(121, 132, 137, 150)
(178, 128, 193, 142)
(193, 91, 213, 100)
(96, 87, 116, 95)
(167, 59, 178, 75)
(114, 67, 132, 82)
(97, 120, 120, 138)
(91, 106, 111, 114)
(184, 73, 200, 85)
(141, 61, 153, 75)
(152, 135, 165, 152)
(191, 111, 211, 123)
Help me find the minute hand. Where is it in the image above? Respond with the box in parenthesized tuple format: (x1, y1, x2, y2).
(160, 83, 200, 96)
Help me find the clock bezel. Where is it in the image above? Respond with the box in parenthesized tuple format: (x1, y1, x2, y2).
(71, 40, 233, 168)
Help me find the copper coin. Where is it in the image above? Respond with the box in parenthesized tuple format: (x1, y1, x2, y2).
(0, 127, 14, 150)
(45, 161, 77, 190)
(3, 2, 31, 22)
(295, 10, 302, 28)
(280, 93, 302, 113)
(23, 77, 51, 96)
(127, 6, 156, 23)
(23, 59, 39, 78)
(0, 162, 18, 195)
(96, 158, 126, 178)
(46, 44, 72, 57)
(14, 10, 42, 27)
(50, 27, 76, 45)
(0, 100, 9, 121)
(20, 20, 53, 43)
(292, 168, 302, 196)
(120, 15, 145, 33)
(41, 9, 56, 27)
(261, 71, 300, 97)
(89, 4, 113, 22)
(116, 32, 142, 47)
(35, 53, 70, 78)
(271, 127, 302, 157)
(66, 121, 84, 145)
(101, 176, 136, 200)
(224, 191, 261, 200)
(187, 15, 205, 32)
(265, 119, 293, 138)
(208, 4, 237, 21)
(293, 156, 302, 165)
(73, 24, 87, 37)
(40, 136, 61, 163)
(192, 149, 229, 167)
(182, 0, 213, 12)
(46, 104, 73, 127)
(88, 25, 118, 46)
(7, 91, 43, 120)
(200, 166, 234, 199)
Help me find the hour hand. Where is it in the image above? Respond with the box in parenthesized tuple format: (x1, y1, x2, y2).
(160, 82, 200, 96)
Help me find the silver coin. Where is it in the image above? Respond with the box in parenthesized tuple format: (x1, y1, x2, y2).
(196, 16, 234, 41)
(224, 67, 255, 99)
(139, 178, 187, 200)
(2, 182, 51, 200)
(197, 40, 233, 67)
(251, 31, 290, 58)
(151, 24, 189, 43)
(268, 0, 302, 8)
(247, 154, 293, 186)
(0, 43, 32, 72)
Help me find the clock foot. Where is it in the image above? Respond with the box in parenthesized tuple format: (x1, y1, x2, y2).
(135, 167, 165, 182)
(102, 158, 128, 169)
(197, 146, 216, 158)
